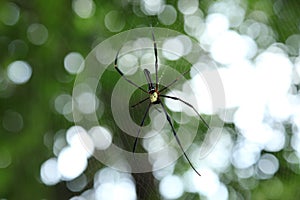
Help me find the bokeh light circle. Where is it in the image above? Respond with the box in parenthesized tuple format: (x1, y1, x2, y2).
(104, 10, 125, 32)
(159, 175, 184, 199)
(7, 60, 32, 84)
(64, 52, 85, 74)
(2, 110, 23, 133)
(40, 158, 61, 185)
(72, 0, 95, 19)
(0, 2, 20, 26)
(27, 23, 48, 45)
(158, 5, 177, 25)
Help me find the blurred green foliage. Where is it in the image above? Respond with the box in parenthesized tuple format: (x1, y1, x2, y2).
(1, 0, 300, 199)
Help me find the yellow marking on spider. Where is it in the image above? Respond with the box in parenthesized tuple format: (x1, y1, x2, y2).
(150, 92, 158, 103)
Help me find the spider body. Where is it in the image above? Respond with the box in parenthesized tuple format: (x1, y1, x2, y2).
(149, 91, 159, 104)
(144, 68, 160, 104)
(114, 30, 210, 177)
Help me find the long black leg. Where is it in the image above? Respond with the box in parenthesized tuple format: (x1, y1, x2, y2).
(151, 30, 159, 90)
(133, 103, 151, 153)
(115, 50, 148, 93)
(131, 97, 149, 108)
(159, 102, 201, 176)
(144, 69, 155, 91)
(160, 95, 210, 129)
(159, 70, 190, 93)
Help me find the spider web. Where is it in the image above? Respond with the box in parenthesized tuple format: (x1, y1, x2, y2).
(72, 6, 225, 200)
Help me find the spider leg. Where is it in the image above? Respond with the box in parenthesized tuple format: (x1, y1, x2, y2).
(159, 102, 201, 176)
(131, 97, 149, 108)
(151, 29, 159, 90)
(133, 102, 151, 154)
(115, 50, 148, 93)
(159, 70, 190, 93)
(160, 95, 210, 129)
(144, 69, 155, 91)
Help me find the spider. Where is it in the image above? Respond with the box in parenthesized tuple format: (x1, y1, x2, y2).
(114, 30, 209, 176)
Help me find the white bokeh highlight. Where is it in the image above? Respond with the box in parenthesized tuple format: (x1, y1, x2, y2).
(72, 0, 95, 19)
(64, 52, 85, 74)
(40, 158, 61, 185)
(159, 175, 184, 199)
(57, 146, 88, 180)
(7, 60, 32, 84)
(89, 126, 112, 150)
(95, 168, 137, 200)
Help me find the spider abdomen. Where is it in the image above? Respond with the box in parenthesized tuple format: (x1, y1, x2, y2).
(149, 91, 159, 103)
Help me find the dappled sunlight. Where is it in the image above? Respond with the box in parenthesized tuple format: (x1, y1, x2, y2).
(2, 0, 300, 199)
(41, 1, 299, 198)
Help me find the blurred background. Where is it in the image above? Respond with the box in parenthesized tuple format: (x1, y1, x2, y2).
(1, 0, 300, 199)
